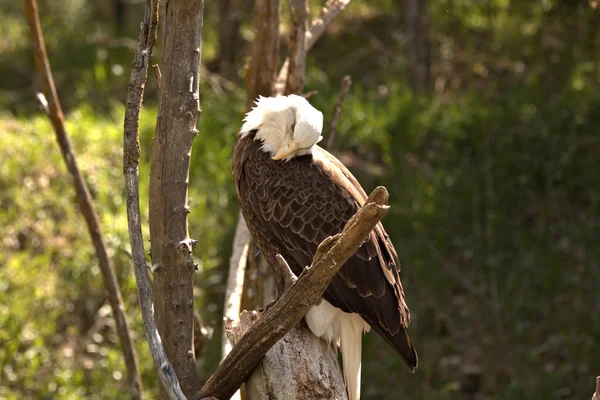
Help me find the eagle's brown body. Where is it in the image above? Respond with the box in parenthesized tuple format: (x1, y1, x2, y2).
(233, 130, 417, 370)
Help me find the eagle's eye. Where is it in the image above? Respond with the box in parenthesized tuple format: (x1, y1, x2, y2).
(290, 122, 296, 132)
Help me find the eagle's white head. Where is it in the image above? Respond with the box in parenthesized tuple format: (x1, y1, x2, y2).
(239, 95, 324, 161)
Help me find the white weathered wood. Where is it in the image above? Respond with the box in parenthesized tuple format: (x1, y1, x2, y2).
(227, 311, 348, 400)
(222, 213, 250, 359)
(222, 213, 250, 400)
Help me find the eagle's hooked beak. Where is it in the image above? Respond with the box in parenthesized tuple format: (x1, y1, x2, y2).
(272, 141, 299, 160)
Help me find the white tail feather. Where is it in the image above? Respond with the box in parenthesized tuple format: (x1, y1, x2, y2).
(305, 300, 370, 400)
(340, 313, 366, 400)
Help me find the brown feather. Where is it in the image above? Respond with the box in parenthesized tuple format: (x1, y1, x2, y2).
(233, 132, 417, 370)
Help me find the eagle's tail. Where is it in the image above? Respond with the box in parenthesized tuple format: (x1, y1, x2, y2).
(340, 313, 369, 400)
(371, 324, 418, 371)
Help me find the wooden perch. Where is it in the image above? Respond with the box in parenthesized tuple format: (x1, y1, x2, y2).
(232, 258, 346, 400)
(325, 74, 352, 150)
(25, 1, 143, 398)
(276, 0, 352, 95)
(122, 0, 187, 399)
(200, 186, 391, 400)
(226, 311, 347, 400)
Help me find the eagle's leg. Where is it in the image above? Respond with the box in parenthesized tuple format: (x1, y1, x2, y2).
(260, 254, 298, 313)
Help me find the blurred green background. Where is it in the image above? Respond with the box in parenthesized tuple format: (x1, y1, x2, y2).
(1, 0, 599, 399)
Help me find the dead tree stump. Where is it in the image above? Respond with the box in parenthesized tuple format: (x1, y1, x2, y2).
(227, 311, 348, 400)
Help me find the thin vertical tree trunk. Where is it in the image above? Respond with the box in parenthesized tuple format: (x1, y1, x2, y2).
(216, 0, 242, 79)
(403, 0, 430, 93)
(123, 0, 187, 398)
(25, 1, 143, 397)
(245, 0, 280, 109)
(284, 0, 308, 95)
(148, 0, 204, 397)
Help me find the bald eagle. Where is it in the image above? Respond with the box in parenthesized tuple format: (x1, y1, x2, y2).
(232, 95, 417, 400)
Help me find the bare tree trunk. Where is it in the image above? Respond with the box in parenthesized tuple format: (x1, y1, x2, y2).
(403, 0, 430, 93)
(284, 0, 308, 95)
(149, 0, 204, 397)
(123, 0, 187, 398)
(228, 313, 347, 400)
(216, 0, 242, 79)
(245, 0, 280, 109)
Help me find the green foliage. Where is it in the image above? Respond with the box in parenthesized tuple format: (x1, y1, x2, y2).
(1, 0, 599, 399)
(0, 89, 244, 398)
(0, 110, 149, 399)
